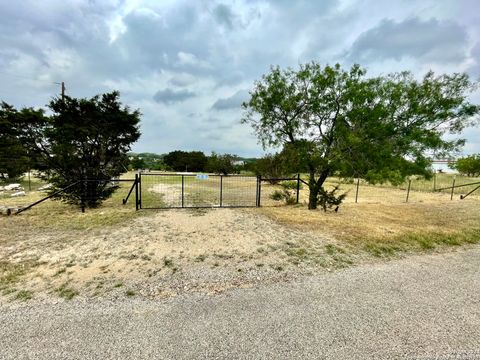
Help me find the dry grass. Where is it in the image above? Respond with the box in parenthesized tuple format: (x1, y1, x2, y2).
(258, 198, 480, 256)
(1, 172, 480, 303)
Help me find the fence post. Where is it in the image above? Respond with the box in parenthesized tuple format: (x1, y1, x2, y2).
(355, 177, 360, 203)
(81, 179, 86, 213)
(138, 172, 142, 209)
(181, 175, 185, 208)
(451, 177, 456, 200)
(220, 175, 223, 207)
(433, 171, 436, 191)
(406, 179, 412, 203)
(135, 174, 139, 211)
(296, 174, 300, 204)
(257, 175, 262, 207)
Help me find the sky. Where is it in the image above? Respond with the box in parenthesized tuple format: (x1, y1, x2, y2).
(0, 0, 479, 158)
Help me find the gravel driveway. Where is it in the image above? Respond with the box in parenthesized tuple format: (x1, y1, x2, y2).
(1, 246, 480, 359)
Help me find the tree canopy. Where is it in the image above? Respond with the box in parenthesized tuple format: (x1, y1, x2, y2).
(242, 62, 479, 209)
(163, 150, 207, 172)
(450, 154, 480, 177)
(205, 152, 239, 175)
(17, 91, 141, 207)
(0, 103, 36, 180)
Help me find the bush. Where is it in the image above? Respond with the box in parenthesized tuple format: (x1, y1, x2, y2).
(269, 181, 301, 205)
(317, 185, 347, 212)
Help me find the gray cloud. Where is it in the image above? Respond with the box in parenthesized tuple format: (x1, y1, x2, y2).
(348, 17, 469, 64)
(153, 88, 195, 104)
(212, 4, 235, 29)
(212, 89, 249, 110)
(0, 1, 478, 157)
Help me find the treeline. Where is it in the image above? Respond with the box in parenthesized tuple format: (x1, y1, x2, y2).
(128, 150, 258, 175)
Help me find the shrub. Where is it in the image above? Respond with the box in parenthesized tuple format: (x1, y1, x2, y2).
(317, 185, 347, 212)
(269, 181, 301, 205)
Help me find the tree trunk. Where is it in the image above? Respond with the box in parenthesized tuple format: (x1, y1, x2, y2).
(307, 168, 330, 210)
(308, 186, 319, 209)
(307, 169, 319, 210)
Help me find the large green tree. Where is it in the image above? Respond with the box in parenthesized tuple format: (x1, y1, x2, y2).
(0, 103, 39, 180)
(22, 91, 141, 207)
(163, 150, 207, 172)
(205, 152, 239, 175)
(242, 63, 479, 209)
(450, 154, 480, 177)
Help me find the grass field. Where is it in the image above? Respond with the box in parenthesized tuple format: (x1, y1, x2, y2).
(1, 171, 479, 303)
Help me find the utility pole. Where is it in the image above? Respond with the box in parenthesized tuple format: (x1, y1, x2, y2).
(55, 82, 66, 101)
(61, 81, 65, 101)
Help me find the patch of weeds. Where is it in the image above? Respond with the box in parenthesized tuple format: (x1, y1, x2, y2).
(125, 290, 136, 297)
(285, 247, 308, 260)
(325, 244, 346, 255)
(114, 283, 123, 288)
(195, 254, 207, 262)
(363, 243, 398, 258)
(0, 261, 38, 290)
(273, 265, 284, 271)
(55, 284, 79, 300)
(256, 247, 266, 254)
(171, 267, 178, 274)
(237, 268, 243, 272)
(15, 290, 33, 301)
(214, 253, 234, 260)
(331, 255, 354, 267)
(213, 262, 220, 267)
(2, 288, 17, 296)
(65, 260, 76, 268)
(418, 238, 436, 250)
(163, 258, 174, 268)
(54, 268, 67, 276)
(141, 254, 152, 261)
(120, 253, 139, 261)
(255, 263, 264, 267)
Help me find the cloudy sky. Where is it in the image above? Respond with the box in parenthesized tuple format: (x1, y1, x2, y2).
(0, 0, 479, 157)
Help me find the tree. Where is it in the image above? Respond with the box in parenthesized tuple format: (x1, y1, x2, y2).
(205, 152, 239, 175)
(242, 62, 479, 209)
(22, 91, 141, 207)
(450, 154, 480, 177)
(253, 153, 291, 184)
(129, 156, 146, 170)
(163, 150, 207, 172)
(0, 103, 36, 180)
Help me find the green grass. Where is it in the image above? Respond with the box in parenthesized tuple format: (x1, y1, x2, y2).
(0, 261, 38, 292)
(362, 228, 480, 258)
(55, 284, 79, 300)
(15, 290, 33, 301)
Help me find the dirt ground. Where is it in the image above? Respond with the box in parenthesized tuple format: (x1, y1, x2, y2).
(1, 187, 479, 304)
(1, 208, 351, 303)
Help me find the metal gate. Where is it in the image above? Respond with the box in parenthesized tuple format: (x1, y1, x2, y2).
(138, 173, 260, 209)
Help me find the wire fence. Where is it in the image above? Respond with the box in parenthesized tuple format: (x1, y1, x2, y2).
(139, 173, 258, 208)
(1, 171, 479, 215)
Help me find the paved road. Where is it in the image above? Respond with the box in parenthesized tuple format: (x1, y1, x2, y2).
(1, 248, 480, 360)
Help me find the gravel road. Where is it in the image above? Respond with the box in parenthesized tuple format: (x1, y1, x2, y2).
(1, 247, 480, 360)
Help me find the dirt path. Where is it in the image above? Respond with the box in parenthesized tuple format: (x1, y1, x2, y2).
(1, 208, 338, 303)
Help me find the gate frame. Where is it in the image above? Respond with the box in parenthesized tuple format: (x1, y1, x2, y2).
(138, 172, 262, 209)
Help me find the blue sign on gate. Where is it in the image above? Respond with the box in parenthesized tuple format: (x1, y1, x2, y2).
(196, 174, 209, 180)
